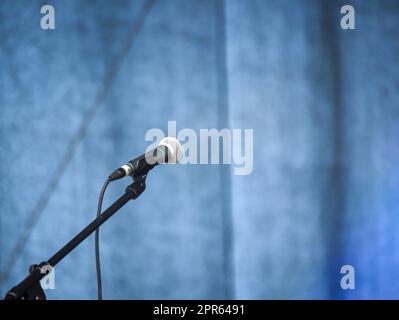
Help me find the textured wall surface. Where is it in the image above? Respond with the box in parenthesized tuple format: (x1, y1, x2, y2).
(0, 0, 398, 299)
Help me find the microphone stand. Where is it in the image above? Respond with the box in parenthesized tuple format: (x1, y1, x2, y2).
(4, 173, 148, 300)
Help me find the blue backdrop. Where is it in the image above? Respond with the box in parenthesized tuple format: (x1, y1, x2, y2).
(1, 0, 399, 299)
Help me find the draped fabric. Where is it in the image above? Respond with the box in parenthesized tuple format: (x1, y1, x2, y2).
(1, 0, 398, 299)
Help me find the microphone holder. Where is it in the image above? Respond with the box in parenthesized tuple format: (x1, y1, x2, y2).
(4, 172, 148, 300)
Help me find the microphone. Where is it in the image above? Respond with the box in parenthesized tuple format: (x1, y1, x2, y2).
(109, 137, 183, 181)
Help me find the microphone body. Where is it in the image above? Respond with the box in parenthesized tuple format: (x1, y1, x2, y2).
(110, 146, 168, 181)
(109, 137, 183, 181)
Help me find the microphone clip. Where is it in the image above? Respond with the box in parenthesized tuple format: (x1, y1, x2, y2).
(125, 173, 147, 200)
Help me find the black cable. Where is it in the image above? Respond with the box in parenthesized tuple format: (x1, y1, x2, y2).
(95, 177, 112, 300)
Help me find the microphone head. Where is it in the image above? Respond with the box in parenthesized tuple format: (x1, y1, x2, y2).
(158, 137, 183, 164)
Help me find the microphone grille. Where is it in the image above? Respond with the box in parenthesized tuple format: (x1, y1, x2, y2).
(158, 137, 183, 164)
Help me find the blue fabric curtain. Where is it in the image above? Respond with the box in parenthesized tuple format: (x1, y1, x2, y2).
(1, 0, 398, 299)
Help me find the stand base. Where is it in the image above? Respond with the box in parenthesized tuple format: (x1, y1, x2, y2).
(23, 264, 47, 300)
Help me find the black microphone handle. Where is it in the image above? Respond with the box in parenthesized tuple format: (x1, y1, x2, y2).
(109, 146, 168, 181)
